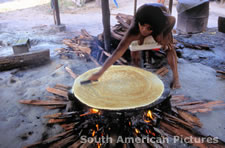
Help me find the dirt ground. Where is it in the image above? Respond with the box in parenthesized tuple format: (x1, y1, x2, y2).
(0, 0, 225, 148)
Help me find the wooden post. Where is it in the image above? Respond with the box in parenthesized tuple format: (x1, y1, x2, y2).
(134, 0, 137, 15)
(52, 0, 61, 25)
(218, 16, 225, 33)
(101, 0, 111, 52)
(169, 0, 173, 14)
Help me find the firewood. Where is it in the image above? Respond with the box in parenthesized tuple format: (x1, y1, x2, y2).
(163, 112, 194, 129)
(24, 130, 73, 148)
(49, 135, 77, 148)
(174, 101, 205, 107)
(45, 105, 66, 109)
(19, 100, 67, 106)
(44, 113, 63, 118)
(81, 29, 93, 39)
(155, 67, 167, 75)
(61, 123, 76, 131)
(69, 140, 83, 148)
(176, 108, 202, 127)
(48, 119, 66, 124)
(65, 67, 78, 79)
(177, 40, 213, 51)
(116, 15, 130, 29)
(116, 13, 133, 24)
(171, 95, 190, 103)
(190, 108, 213, 113)
(111, 30, 123, 40)
(216, 70, 225, 75)
(63, 39, 79, 50)
(46, 87, 68, 98)
(216, 75, 225, 79)
(54, 84, 71, 91)
(78, 46, 91, 55)
(160, 121, 206, 148)
(0, 49, 50, 71)
(179, 100, 224, 111)
(159, 68, 169, 77)
(46, 96, 68, 101)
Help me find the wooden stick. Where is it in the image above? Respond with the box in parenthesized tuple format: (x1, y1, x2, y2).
(55, 84, 71, 90)
(19, 100, 67, 106)
(216, 75, 225, 79)
(65, 67, 78, 79)
(216, 70, 225, 75)
(24, 130, 73, 148)
(46, 87, 68, 98)
(48, 119, 66, 124)
(175, 101, 205, 107)
(176, 108, 202, 127)
(155, 67, 167, 75)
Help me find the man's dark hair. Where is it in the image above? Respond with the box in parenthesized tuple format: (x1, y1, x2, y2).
(134, 4, 167, 37)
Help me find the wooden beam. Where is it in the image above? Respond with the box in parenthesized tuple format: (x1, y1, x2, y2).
(169, 0, 173, 14)
(0, 49, 50, 71)
(52, 0, 61, 25)
(134, 0, 137, 15)
(101, 0, 111, 52)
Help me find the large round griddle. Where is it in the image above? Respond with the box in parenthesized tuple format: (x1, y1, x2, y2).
(72, 65, 165, 111)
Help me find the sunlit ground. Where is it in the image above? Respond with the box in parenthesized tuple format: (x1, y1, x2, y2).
(0, 0, 49, 13)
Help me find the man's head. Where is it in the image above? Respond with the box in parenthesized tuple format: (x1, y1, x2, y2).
(138, 23, 153, 37)
(135, 4, 167, 37)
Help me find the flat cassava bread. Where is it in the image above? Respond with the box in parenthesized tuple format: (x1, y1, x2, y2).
(73, 65, 164, 110)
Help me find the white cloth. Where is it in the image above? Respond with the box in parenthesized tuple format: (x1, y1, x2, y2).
(176, 0, 209, 14)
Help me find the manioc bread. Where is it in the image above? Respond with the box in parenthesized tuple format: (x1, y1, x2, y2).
(73, 65, 164, 110)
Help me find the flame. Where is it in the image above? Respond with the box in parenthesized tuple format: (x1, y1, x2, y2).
(92, 130, 96, 137)
(90, 108, 99, 114)
(80, 108, 99, 117)
(144, 119, 151, 123)
(129, 122, 131, 126)
(97, 143, 101, 148)
(147, 110, 153, 119)
(148, 129, 156, 136)
(96, 124, 99, 131)
(135, 128, 140, 134)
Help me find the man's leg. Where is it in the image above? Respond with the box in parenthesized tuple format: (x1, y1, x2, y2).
(131, 51, 141, 67)
(166, 44, 181, 89)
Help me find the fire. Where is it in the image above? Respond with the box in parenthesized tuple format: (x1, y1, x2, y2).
(97, 143, 102, 148)
(129, 122, 131, 126)
(92, 130, 96, 137)
(135, 128, 140, 134)
(80, 108, 100, 117)
(147, 110, 153, 119)
(96, 124, 99, 131)
(90, 108, 99, 114)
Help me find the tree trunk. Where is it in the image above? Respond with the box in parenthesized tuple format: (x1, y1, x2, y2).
(101, 0, 111, 52)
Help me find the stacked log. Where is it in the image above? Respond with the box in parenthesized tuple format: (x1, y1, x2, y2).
(111, 13, 133, 40)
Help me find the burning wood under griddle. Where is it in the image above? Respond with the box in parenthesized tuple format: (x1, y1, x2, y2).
(19, 80, 225, 147)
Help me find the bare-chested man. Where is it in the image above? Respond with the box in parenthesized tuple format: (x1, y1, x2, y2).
(89, 3, 181, 89)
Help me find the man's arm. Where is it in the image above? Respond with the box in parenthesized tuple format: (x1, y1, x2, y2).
(88, 32, 137, 81)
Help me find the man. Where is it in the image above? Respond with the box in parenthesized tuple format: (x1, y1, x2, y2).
(89, 3, 180, 89)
